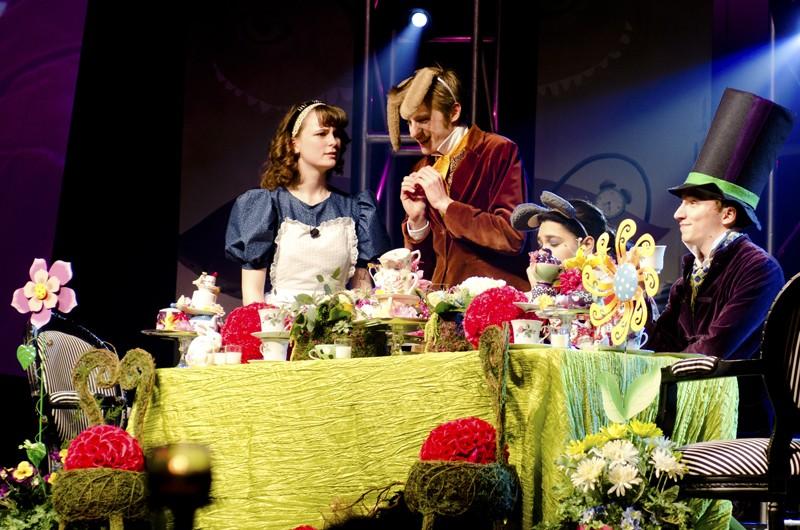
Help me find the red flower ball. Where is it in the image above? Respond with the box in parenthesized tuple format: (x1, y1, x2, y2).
(292, 526, 317, 530)
(419, 417, 498, 464)
(64, 425, 144, 471)
(221, 302, 268, 362)
(463, 286, 527, 347)
(556, 268, 583, 295)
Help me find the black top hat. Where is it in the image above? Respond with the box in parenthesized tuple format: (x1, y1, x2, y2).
(668, 88, 794, 229)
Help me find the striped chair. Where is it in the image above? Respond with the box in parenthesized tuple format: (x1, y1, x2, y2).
(26, 327, 125, 455)
(656, 272, 800, 529)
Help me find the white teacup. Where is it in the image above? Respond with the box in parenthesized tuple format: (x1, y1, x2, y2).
(259, 341, 288, 361)
(511, 319, 548, 344)
(626, 330, 649, 350)
(377, 248, 421, 270)
(641, 245, 666, 273)
(212, 351, 227, 366)
(185, 350, 210, 367)
(309, 344, 336, 360)
(258, 307, 286, 332)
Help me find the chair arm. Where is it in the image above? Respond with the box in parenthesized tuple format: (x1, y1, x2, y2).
(656, 358, 765, 437)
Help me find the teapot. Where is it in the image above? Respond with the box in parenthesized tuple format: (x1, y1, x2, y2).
(369, 265, 419, 294)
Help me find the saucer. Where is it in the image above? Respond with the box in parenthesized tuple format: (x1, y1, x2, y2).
(509, 343, 550, 350)
(251, 331, 291, 340)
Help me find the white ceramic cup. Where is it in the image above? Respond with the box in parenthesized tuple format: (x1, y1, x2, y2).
(626, 330, 649, 350)
(308, 344, 336, 360)
(259, 341, 288, 361)
(511, 319, 548, 344)
(641, 245, 666, 273)
(258, 307, 285, 332)
(185, 350, 209, 367)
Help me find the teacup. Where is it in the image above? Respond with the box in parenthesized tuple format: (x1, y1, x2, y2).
(511, 319, 548, 344)
(259, 341, 288, 361)
(640, 245, 666, 274)
(258, 307, 286, 333)
(626, 330, 649, 350)
(185, 350, 210, 367)
(309, 344, 336, 360)
(549, 332, 570, 348)
(212, 351, 227, 366)
(377, 248, 421, 270)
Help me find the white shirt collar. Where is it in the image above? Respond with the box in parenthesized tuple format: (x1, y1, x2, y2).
(434, 125, 469, 157)
(688, 230, 731, 266)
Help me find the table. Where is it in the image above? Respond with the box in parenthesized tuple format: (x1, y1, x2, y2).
(138, 349, 737, 529)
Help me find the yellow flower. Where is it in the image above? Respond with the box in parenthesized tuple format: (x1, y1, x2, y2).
(12, 461, 34, 480)
(565, 439, 586, 456)
(47, 472, 58, 484)
(603, 423, 629, 439)
(533, 294, 554, 309)
(583, 432, 608, 449)
(629, 419, 662, 438)
(59, 448, 68, 464)
(563, 247, 601, 271)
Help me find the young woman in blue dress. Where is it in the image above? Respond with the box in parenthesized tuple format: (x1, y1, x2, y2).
(225, 101, 391, 305)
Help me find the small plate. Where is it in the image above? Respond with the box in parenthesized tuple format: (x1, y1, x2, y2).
(141, 329, 197, 338)
(251, 331, 291, 340)
(509, 343, 551, 350)
(596, 346, 654, 354)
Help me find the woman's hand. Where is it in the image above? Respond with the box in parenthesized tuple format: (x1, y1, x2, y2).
(241, 269, 267, 305)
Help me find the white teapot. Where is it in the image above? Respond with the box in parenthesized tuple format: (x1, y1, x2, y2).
(369, 248, 421, 294)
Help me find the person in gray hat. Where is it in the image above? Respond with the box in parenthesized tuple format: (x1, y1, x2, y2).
(647, 88, 793, 435)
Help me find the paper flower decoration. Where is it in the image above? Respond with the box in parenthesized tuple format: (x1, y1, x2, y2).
(221, 302, 268, 362)
(11, 258, 77, 328)
(581, 219, 659, 346)
(463, 286, 527, 347)
(420, 417, 499, 464)
(64, 425, 145, 472)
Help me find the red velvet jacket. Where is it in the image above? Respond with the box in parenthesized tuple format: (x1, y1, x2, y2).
(401, 126, 530, 291)
(647, 235, 784, 359)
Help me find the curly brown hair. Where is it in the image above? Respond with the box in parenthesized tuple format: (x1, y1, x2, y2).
(259, 101, 350, 190)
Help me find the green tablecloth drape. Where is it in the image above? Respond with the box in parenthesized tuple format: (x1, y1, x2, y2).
(139, 349, 737, 530)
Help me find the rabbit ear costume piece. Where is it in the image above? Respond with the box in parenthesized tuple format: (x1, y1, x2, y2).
(511, 191, 588, 236)
(387, 67, 447, 151)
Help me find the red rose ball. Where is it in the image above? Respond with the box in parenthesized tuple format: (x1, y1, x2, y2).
(64, 424, 145, 471)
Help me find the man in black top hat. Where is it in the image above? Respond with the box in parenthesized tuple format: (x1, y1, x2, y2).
(647, 88, 794, 435)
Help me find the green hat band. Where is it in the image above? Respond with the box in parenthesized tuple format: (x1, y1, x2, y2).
(685, 172, 760, 209)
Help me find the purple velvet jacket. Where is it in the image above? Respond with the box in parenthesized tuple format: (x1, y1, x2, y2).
(647, 235, 784, 360)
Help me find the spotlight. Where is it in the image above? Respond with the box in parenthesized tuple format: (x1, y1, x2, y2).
(410, 8, 429, 28)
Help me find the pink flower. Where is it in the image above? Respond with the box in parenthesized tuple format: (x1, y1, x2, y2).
(11, 259, 77, 328)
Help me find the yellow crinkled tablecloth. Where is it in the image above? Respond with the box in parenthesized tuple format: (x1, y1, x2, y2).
(138, 349, 737, 530)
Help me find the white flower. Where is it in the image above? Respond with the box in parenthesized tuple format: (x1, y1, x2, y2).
(600, 439, 640, 467)
(457, 276, 506, 297)
(426, 290, 448, 308)
(645, 435, 674, 451)
(570, 457, 605, 492)
(651, 447, 687, 479)
(606, 463, 642, 497)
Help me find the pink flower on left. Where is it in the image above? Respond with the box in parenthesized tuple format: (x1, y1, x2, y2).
(11, 259, 77, 328)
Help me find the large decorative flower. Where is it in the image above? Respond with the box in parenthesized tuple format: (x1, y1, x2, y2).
(64, 425, 145, 472)
(463, 286, 527, 347)
(11, 259, 77, 328)
(221, 302, 268, 362)
(419, 417, 499, 464)
(581, 219, 659, 346)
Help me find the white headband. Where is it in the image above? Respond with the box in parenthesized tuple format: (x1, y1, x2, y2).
(436, 76, 457, 102)
(291, 101, 325, 137)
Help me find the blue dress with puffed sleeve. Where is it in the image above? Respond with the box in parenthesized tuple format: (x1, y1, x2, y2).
(225, 187, 390, 301)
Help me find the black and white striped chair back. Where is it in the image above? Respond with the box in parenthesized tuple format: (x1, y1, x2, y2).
(761, 272, 800, 416)
(35, 330, 118, 444)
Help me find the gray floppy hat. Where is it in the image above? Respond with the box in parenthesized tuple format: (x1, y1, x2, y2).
(511, 191, 588, 236)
